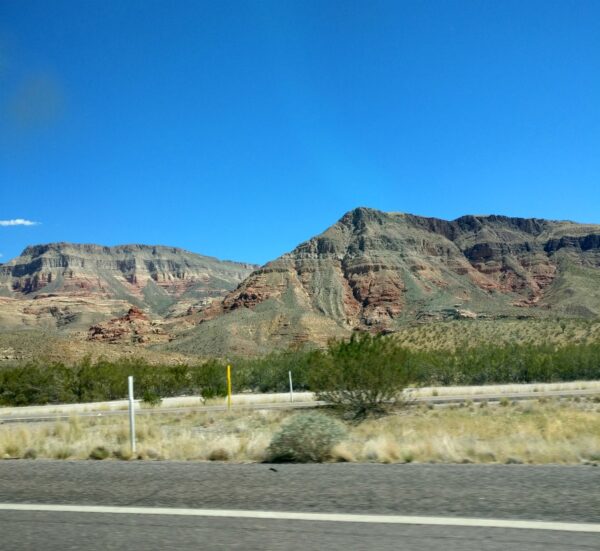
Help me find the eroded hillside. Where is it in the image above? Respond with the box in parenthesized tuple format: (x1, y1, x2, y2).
(169, 208, 600, 355)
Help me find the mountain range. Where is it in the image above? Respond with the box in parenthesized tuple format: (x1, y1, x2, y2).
(0, 243, 255, 332)
(1, 208, 599, 357)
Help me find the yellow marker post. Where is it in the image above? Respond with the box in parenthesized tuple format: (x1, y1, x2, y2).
(226, 364, 232, 410)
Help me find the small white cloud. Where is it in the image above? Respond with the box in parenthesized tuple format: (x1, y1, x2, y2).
(0, 218, 39, 226)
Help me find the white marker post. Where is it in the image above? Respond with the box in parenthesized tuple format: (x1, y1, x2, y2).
(289, 370, 294, 403)
(128, 376, 136, 454)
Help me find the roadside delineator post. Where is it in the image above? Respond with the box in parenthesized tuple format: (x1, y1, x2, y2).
(227, 364, 232, 410)
(289, 370, 294, 403)
(128, 376, 136, 454)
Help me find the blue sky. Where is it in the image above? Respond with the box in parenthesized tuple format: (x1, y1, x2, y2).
(1, 1, 599, 264)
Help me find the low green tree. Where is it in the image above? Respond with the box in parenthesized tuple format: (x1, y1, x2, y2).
(309, 333, 417, 419)
(191, 359, 228, 399)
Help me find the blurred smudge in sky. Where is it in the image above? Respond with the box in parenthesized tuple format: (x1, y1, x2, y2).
(5, 72, 64, 131)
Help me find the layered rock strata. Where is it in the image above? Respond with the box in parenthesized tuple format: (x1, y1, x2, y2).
(0, 243, 256, 331)
(177, 208, 600, 355)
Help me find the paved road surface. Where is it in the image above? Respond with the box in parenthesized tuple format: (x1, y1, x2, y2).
(0, 462, 598, 550)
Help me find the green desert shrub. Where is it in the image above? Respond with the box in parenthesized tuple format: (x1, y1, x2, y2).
(88, 446, 111, 460)
(232, 349, 314, 393)
(207, 448, 231, 461)
(141, 389, 163, 407)
(23, 448, 38, 460)
(1, 338, 600, 408)
(309, 333, 417, 418)
(191, 359, 228, 399)
(266, 412, 347, 463)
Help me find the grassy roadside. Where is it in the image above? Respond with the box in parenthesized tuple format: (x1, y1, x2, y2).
(2, 398, 599, 464)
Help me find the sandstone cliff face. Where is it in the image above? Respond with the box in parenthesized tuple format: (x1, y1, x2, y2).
(88, 307, 169, 344)
(0, 243, 256, 330)
(176, 208, 600, 356)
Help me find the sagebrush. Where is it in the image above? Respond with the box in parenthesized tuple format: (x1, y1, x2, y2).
(266, 412, 347, 462)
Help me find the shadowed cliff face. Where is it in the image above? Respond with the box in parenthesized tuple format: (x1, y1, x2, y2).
(179, 208, 600, 355)
(0, 243, 256, 331)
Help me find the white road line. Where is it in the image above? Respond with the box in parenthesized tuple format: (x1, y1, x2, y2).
(0, 504, 598, 533)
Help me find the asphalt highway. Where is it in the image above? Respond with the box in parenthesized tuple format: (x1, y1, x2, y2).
(0, 462, 598, 550)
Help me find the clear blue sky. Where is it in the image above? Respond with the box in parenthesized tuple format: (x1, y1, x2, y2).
(1, 1, 599, 264)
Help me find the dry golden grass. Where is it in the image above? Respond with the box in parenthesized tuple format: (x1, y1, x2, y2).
(0, 409, 285, 462)
(340, 399, 600, 465)
(1, 399, 599, 464)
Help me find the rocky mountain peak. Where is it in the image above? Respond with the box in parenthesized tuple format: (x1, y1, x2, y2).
(181, 209, 600, 356)
(338, 207, 387, 230)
